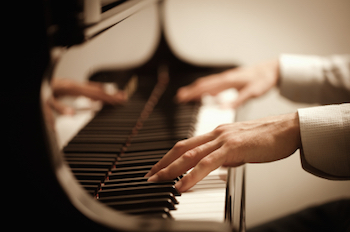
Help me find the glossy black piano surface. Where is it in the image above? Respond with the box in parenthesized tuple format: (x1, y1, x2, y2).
(8, 1, 244, 231)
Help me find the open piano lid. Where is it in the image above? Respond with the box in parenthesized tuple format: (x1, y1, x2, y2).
(10, 1, 240, 231)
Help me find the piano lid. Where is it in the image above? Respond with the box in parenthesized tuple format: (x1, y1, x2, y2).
(53, 0, 161, 83)
(47, 0, 158, 46)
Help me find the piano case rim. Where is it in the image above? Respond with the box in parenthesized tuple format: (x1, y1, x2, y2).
(39, 0, 244, 230)
(41, 78, 233, 232)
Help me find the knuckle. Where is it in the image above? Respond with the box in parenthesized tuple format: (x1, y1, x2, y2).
(157, 168, 170, 180)
(173, 140, 187, 151)
(151, 162, 161, 171)
(213, 123, 231, 137)
(213, 124, 226, 134)
(225, 136, 242, 147)
(199, 157, 212, 167)
(249, 87, 263, 98)
(182, 148, 198, 162)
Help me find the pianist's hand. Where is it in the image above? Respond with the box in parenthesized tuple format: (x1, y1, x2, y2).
(176, 59, 279, 108)
(145, 112, 301, 192)
(50, 78, 127, 115)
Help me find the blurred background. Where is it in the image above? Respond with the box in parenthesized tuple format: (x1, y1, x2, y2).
(54, 0, 350, 229)
(161, 0, 350, 229)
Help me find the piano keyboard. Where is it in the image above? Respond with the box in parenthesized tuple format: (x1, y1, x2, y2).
(59, 72, 236, 221)
(173, 91, 236, 222)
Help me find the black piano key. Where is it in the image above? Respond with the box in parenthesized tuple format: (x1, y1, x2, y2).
(103, 177, 149, 185)
(95, 107, 144, 115)
(79, 126, 134, 133)
(79, 180, 102, 185)
(71, 134, 129, 139)
(78, 126, 190, 137)
(66, 161, 113, 169)
(145, 117, 194, 124)
(97, 185, 180, 198)
(78, 180, 102, 191)
(98, 192, 178, 205)
(74, 173, 106, 181)
(123, 207, 172, 218)
(120, 149, 168, 158)
(76, 130, 131, 135)
(70, 131, 189, 144)
(106, 198, 176, 211)
(88, 118, 138, 123)
(124, 140, 179, 152)
(114, 158, 160, 168)
(84, 122, 137, 129)
(70, 168, 109, 173)
(110, 165, 153, 173)
(65, 157, 116, 162)
(107, 170, 149, 180)
(63, 143, 123, 153)
(139, 120, 196, 129)
(86, 190, 97, 196)
(85, 121, 139, 128)
(130, 131, 191, 143)
(95, 107, 144, 116)
(104, 176, 180, 186)
(135, 122, 195, 131)
(100, 180, 176, 191)
(64, 153, 118, 158)
(69, 136, 128, 144)
(79, 120, 135, 128)
(81, 184, 100, 191)
(134, 127, 195, 136)
(117, 154, 164, 162)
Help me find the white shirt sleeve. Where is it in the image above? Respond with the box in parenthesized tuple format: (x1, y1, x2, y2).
(279, 54, 350, 104)
(298, 104, 350, 179)
(279, 54, 350, 179)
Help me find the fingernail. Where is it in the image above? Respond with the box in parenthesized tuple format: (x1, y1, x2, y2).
(147, 175, 159, 182)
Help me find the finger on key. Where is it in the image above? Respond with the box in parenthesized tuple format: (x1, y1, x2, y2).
(145, 132, 216, 178)
(147, 139, 221, 182)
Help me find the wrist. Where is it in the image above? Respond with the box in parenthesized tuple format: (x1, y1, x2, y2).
(288, 112, 302, 149)
(247, 112, 301, 163)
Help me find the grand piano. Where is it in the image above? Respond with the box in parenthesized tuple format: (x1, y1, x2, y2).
(9, 1, 245, 231)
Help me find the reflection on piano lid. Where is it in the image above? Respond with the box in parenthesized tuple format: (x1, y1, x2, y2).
(16, 0, 245, 231)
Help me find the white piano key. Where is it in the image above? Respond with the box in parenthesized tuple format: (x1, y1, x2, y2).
(173, 89, 237, 222)
(172, 167, 228, 222)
